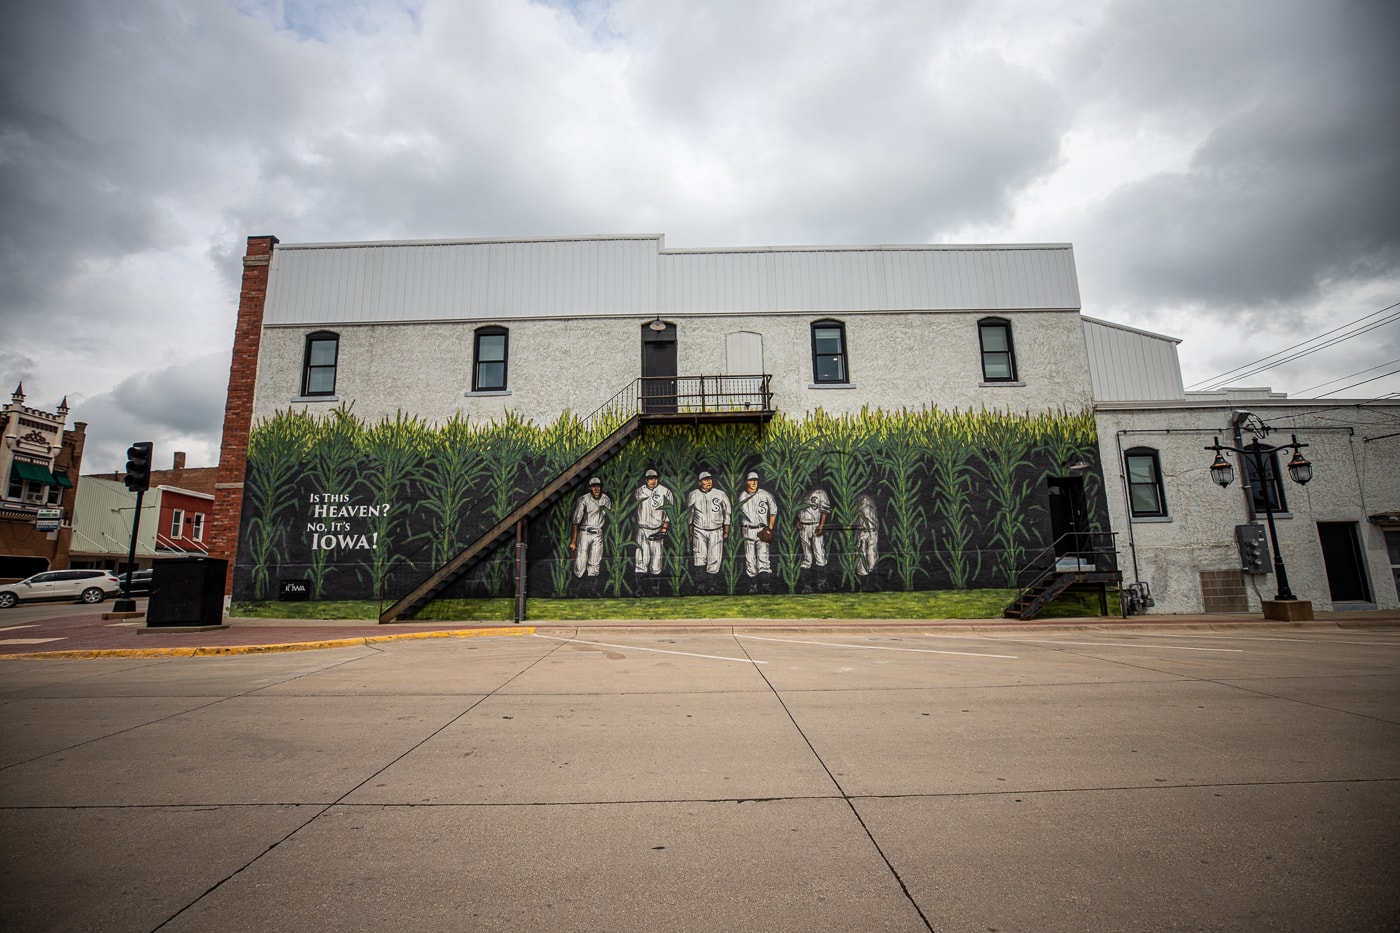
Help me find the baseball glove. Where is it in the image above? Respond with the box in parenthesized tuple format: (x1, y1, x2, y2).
(757, 527, 774, 542)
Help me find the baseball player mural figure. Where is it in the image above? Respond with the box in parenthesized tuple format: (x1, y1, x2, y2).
(685, 470, 731, 574)
(632, 468, 675, 575)
(795, 487, 832, 569)
(569, 477, 612, 578)
(855, 493, 880, 576)
(737, 471, 778, 576)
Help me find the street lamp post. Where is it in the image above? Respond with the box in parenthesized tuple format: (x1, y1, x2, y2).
(1205, 425, 1312, 603)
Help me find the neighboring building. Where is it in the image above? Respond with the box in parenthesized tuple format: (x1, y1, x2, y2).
(212, 234, 1399, 618)
(68, 477, 214, 573)
(1086, 318, 1400, 614)
(0, 384, 86, 581)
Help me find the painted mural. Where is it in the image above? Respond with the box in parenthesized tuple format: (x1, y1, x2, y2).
(232, 405, 1107, 606)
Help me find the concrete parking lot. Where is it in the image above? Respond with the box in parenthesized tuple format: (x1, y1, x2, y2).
(2, 625, 1398, 931)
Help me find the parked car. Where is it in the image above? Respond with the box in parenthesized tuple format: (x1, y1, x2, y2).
(0, 569, 123, 608)
(118, 569, 154, 597)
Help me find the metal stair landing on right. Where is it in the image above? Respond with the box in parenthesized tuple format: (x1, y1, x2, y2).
(1003, 533, 1122, 621)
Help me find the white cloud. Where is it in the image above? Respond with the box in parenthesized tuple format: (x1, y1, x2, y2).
(2, 0, 1397, 473)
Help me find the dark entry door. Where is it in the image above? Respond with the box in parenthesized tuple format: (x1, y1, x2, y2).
(641, 322, 677, 413)
(1047, 476, 1087, 556)
(1317, 521, 1372, 602)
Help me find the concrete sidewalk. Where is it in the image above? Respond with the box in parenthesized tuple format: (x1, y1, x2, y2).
(2, 624, 1397, 931)
(2, 604, 1397, 658)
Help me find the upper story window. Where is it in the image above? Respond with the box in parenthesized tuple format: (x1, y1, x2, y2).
(301, 332, 339, 397)
(978, 318, 1018, 382)
(1245, 450, 1288, 514)
(473, 326, 509, 392)
(191, 513, 205, 542)
(170, 509, 185, 539)
(1125, 447, 1168, 518)
(811, 320, 849, 384)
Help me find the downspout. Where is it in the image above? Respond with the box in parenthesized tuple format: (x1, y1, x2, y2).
(1114, 430, 1142, 584)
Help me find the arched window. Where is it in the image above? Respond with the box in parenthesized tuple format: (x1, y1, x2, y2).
(1125, 447, 1168, 518)
(811, 320, 849, 384)
(301, 331, 339, 397)
(473, 326, 509, 392)
(977, 317, 1018, 382)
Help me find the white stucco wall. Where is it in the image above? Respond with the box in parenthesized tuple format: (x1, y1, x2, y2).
(251, 309, 1095, 426)
(1096, 401, 1400, 614)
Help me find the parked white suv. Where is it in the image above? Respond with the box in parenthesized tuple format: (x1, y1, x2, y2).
(0, 570, 123, 608)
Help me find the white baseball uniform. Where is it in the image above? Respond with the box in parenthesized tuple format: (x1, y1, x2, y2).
(686, 485, 731, 574)
(633, 481, 675, 574)
(738, 485, 778, 576)
(571, 491, 612, 577)
(796, 487, 832, 568)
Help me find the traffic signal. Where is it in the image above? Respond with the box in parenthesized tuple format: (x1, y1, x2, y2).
(124, 442, 153, 492)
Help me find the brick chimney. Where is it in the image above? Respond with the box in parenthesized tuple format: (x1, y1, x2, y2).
(173, 451, 186, 471)
(209, 235, 278, 595)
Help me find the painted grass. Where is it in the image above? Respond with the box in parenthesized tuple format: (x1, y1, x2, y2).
(232, 588, 1121, 622)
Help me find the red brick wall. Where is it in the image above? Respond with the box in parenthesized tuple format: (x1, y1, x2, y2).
(209, 235, 277, 594)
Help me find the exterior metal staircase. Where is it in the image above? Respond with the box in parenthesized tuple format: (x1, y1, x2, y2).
(379, 375, 774, 623)
(1003, 532, 1122, 621)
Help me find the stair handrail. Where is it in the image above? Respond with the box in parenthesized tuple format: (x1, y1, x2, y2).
(1011, 531, 1120, 608)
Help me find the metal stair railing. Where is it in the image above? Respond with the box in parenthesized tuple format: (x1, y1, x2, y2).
(1006, 532, 1120, 619)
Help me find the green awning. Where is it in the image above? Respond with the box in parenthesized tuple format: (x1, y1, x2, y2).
(52, 470, 73, 488)
(11, 461, 58, 485)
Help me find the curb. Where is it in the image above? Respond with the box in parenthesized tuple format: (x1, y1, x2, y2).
(0, 626, 534, 660)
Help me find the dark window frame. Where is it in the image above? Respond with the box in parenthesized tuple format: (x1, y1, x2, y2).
(472, 326, 510, 392)
(301, 331, 340, 397)
(810, 319, 850, 385)
(1244, 450, 1288, 514)
(1124, 447, 1168, 518)
(978, 317, 1018, 382)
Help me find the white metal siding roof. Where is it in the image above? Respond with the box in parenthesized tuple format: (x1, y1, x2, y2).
(1083, 316, 1185, 401)
(262, 235, 1081, 326)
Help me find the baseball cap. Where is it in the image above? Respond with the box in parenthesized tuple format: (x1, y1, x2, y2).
(588, 477, 601, 486)
(698, 471, 712, 480)
(746, 472, 759, 480)
(645, 469, 658, 478)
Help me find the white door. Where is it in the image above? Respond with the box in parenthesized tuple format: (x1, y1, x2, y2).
(724, 331, 764, 409)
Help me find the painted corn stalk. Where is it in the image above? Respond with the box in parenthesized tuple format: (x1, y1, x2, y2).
(303, 406, 363, 598)
(925, 408, 983, 589)
(873, 409, 929, 591)
(242, 408, 314, 599)
(810, 410, 875, 591)
(757, 414, 819, 594)
(355, 412, 428, 599)
(974, 409, 1041, 585)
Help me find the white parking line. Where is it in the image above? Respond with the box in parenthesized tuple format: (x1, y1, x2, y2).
(739, 634, 1017, 659)
(533, 634, 765, 664)
(0, 624, 37, 631)
(985, 637, 1242, 652)
(0, 638, 64, 645)
(1130, 632, 1400, 647)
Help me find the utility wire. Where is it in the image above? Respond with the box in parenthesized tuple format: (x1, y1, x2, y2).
(1195, 309, 1400, 391)
(1314, 367, 1400, 398)
(1295, 358, 1400, 395)
(1185, 300, 1400, 390)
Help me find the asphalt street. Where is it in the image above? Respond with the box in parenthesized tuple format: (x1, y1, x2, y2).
(2, 625, 1398, 931)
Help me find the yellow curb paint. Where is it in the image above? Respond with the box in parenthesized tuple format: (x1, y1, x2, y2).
(0, 627, 534, 660)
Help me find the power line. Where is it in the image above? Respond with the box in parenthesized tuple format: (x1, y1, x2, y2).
(1196, 308, 1400, 391)
(1295, 358, 1400, 395)
(1185, 300, 1400, 390)
(1314, 367, 1400, 398)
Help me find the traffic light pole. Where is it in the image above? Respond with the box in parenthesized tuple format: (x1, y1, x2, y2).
(113, 488, 144, 613)
(113, 441, 154, 614)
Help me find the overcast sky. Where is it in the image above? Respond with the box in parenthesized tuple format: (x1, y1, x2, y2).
(3, 0, 1398, 473)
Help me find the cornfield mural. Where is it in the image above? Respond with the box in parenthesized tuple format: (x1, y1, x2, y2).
(234, 404, 1107, 607)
